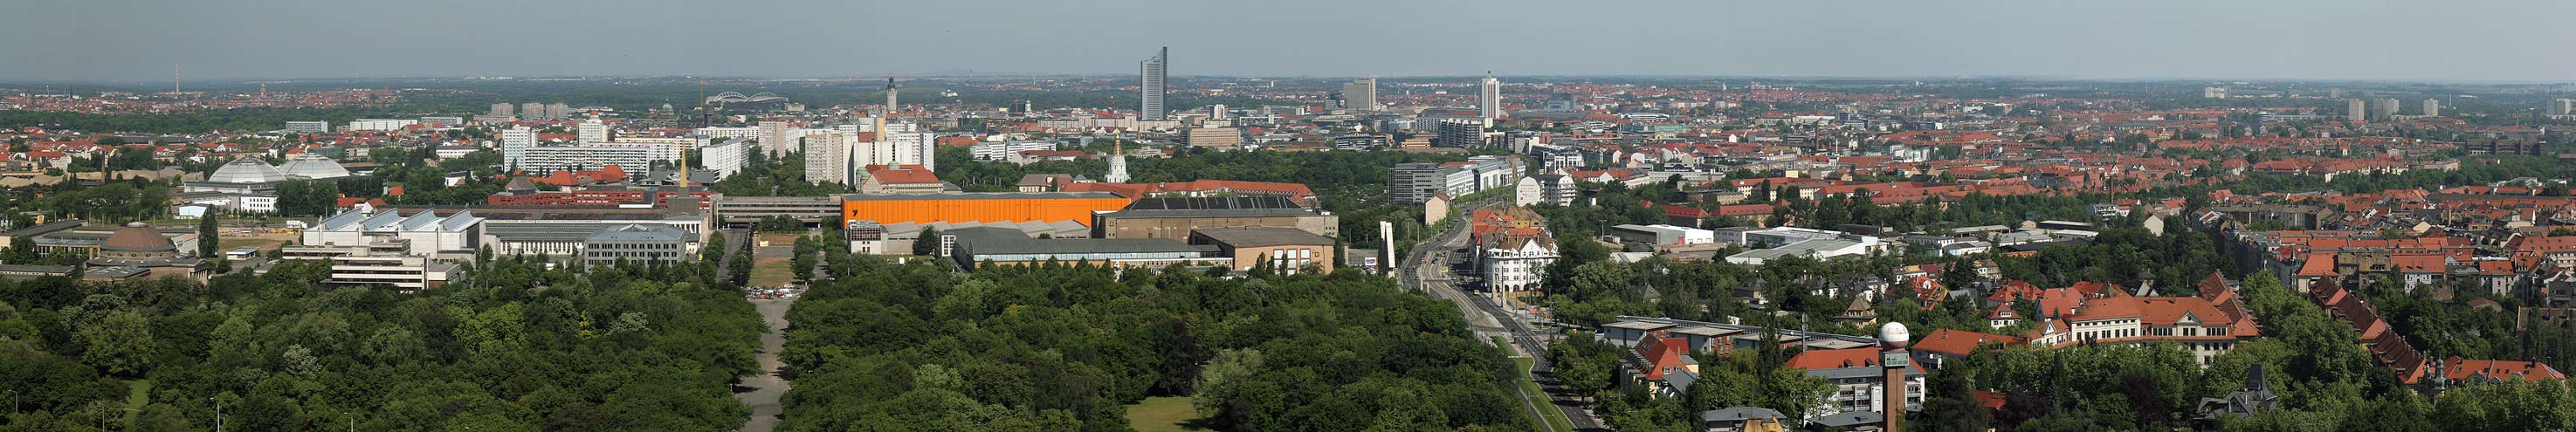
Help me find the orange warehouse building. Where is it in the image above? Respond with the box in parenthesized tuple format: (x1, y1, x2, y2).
(842, 192, 1135, 226)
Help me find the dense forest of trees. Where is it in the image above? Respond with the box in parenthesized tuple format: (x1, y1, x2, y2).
(774, 254, 1530, 431)
(0, 256, 761, 430)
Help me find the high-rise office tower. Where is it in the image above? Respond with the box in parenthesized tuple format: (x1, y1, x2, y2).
(521, 102, 547, 120)
(1341, 78, 1378, 112)
(1479, 72, 1503, 120)
(576, 119, 609, 143)
(490, 103, 514, 118)
(2346, 99, 2367, 122)
(1140, 47, 1168, 120)
(2421, 99, 2441, 117)
(1209, 104, 1229, 120)
(501, 127, 534, 170)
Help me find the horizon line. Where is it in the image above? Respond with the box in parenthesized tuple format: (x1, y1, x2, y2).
(5, 73, 2573, 87)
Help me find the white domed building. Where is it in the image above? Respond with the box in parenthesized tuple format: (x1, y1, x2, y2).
(278, 154, 353, 180)
(205, 157, 288, 184)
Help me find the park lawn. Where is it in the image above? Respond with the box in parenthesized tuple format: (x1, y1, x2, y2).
(122, 380, 152, 423)
(755, 233, 803, 251)
(1124, 396, 1201, 432)
(1512, 357, 1574, 432)
(748, 257, 795, 287)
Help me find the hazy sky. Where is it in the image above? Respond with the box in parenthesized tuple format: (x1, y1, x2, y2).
(6, 0, 2572, 83)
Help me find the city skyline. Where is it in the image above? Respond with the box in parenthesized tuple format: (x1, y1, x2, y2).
(6, 0, 2575, 82)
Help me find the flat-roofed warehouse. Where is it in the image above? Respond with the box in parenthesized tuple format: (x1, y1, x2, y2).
(1188, 227, 1339, 275)
(841, 192, 1133, 226)
(945, 226, 1224, 270)
(1092, 196, 1337, 240)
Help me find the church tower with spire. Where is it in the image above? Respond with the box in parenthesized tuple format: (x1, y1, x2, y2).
(1105, 134, 1131, 183)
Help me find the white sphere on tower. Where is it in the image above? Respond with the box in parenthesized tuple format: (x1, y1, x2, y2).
(1878, 322, 1910, 348)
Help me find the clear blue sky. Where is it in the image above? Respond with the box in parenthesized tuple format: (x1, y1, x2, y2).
(5, 0, 2571, 82)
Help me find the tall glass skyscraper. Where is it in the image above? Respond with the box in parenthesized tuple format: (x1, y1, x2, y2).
(1140, 47, 1167, 120)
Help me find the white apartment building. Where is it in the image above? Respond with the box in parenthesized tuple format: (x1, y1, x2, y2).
(1517, 174, 1577, 207)
(519, 145, 654, 175)
(695, 127, 759, 142)
(501, 127, 534, 170)
(856, 131, 937, 173)
(284, 120, 330, 134)
(972, 141, 1056, 161)
(803, 133, 851, 185)
(576, 119, 610, 143)
(701, 140, 754, 180)
(755, 121, 796, 155)
(602, 137, 700, 161)
(345, 119, 419, 132)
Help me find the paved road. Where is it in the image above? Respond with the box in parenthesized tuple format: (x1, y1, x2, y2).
(717, 228, 752, 284)
(733, 298, 795, 431)
(1399, 197, 1608, 431)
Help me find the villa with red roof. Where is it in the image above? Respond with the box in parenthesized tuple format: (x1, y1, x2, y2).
(1910, 328, 2023, 368)
(2022, 274, 2261, 364)
(1623, 334, 1701, 398)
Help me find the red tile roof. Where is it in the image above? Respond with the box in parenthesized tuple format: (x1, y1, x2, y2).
(2442, 358, 2566, 382)
(1785, 347, 1925, 374)
(1910, 328, 2023, 357)
(863, 164, 940, 184)
(1634, 335, 1691, 380)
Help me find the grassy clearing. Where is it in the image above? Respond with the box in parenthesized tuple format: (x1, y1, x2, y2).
(1124, 396, 1202, 432)
(121, 380, 151, 423)
(748, 257, 796, 287)
(755, 233, 803, 252)
(1512, 357, 1574, 432)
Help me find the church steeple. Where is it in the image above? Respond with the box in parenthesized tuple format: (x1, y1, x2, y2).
(1105, 133, 1131, 183)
